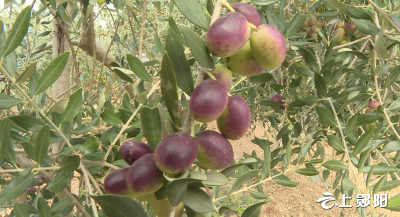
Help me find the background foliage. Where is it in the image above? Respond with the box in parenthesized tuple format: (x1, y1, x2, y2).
(2, 0, 400, 216)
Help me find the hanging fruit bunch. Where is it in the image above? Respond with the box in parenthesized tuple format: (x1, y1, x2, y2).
(102, 1, 286, 216)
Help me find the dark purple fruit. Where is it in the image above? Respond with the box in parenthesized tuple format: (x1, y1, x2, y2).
(228, 41, 265, 77)
(205, 64, 233, 91)
(206, 12, 251, 57)
(250, 24, 286, 69)
(368, 101, 380, 109)
(270, 93, 282, 103)
(119, 139, 154, 165)
(154, 132, 198, 175)
(126, 153, 164, 198)
(189, 79, 228, 123)
(104, 168, 133, 197)
(217, 95, 251, 140)
(344, 23, 356, 32)
(231, 3, 261, 26)
(27, 187, 36, 193)
(36, 174, 46, 186)
(196, 130, 233, 170)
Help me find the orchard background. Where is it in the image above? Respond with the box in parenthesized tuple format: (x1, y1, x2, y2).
(2, 0, 400, 216)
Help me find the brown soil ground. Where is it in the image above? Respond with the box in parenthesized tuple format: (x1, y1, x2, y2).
(204, 121, 400, 217)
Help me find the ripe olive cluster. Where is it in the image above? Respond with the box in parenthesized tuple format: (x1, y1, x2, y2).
(103, 1, 287, 206)
(300, 16, 357, 45)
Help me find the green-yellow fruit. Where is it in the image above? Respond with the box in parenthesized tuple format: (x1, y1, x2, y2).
(97, 0, 106, 5)
(250, 24, 286, 69)
(228, 41, 265, 77)
(205, 64, 233, 91)
(333, 28, 345, 42)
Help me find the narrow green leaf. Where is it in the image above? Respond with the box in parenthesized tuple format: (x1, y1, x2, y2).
(202, 171, 228, 186)
(91, 194, 147, 217)
(316, 106, 337, 127)
(160, 54, 180, 126)
(322, 160, 348, 171)
(172, 0, 209, 30)
(16, 61, 37, 83)
(373, 174, 387, 195)
(182, 187, 216, 213)
(167, 178, 202, 207)
(295, 168, 319, 176)
(352, 129, 374, 157)
(154, 32, 165, 55)
(314, 73, 327, 98)
(181, 27, 214, 69)
(100, 108, 122, 125)
(126, 54, 152, 82)
(378, 180, 400, 191)
(326, 0, 352, 9)
(346, 8, 372, 20)
(248, 191, 270, 199)
(46, 171, 74, 192)
(140, 106, 162, 149)
(0, 93, 23, 109)
(112, 67, 134, 83)
(327, 135, 345, 152)
(342, 177, 356, 191)
(37, 197, 52, 217)
(388, 192, 400, 207)
(60, 155, 80, 172)
(59, 88, 82, 124)
(220, 158, 257, 177)
(351, 18, 379, 35)
(385, 65, 400, 88)
(242, 202, 268, 217)
(0, 173, 35, 203)
(387, 97, 400, 112)
(301, 48, 319, 72)
(382, 141, 400, 153)
(165, 27, 194, 95)
(286, 14, 307, 38)
(229, 170, 259, 194)
(13, 203, 37, 217)
(2, 6, 31, 57)
(0, 119, 16, 166)
(375, 20, 388, 59)
(113, 0, 126, 9)
(35, 125, 50, 164)
(358, 146, 373, 173)
(273, 174, 299, 187)
(362, 165, 400, 175)
(51, 197, 72, 213)
(248, 73, 273, 84)
(356, 113, 382, 126)
(9, 115, 45, 131)
(35, 52, 70, 95)
(346, 113, 358, 135)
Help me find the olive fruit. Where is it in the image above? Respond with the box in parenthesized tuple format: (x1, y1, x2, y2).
(217, 95, 251, 140)
(231, 3, 261, 26)
(206, 12, 251, 57)
(119, 139, 153, 165)
(189, 79, 228, 123)
(154, 132, 198, 175)
(196, 130, 234, 170)
(250, 24, 286, 69)
(126, 154, 164, 198)
(228, 41, 265, 77)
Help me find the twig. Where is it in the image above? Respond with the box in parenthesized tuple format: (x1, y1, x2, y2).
(102, 80, 161, 161)
(138, 0, 148, 60)
(96, 5, 120, 99)
(333, 35, 372, 50)
(367, 0, 400, 34)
